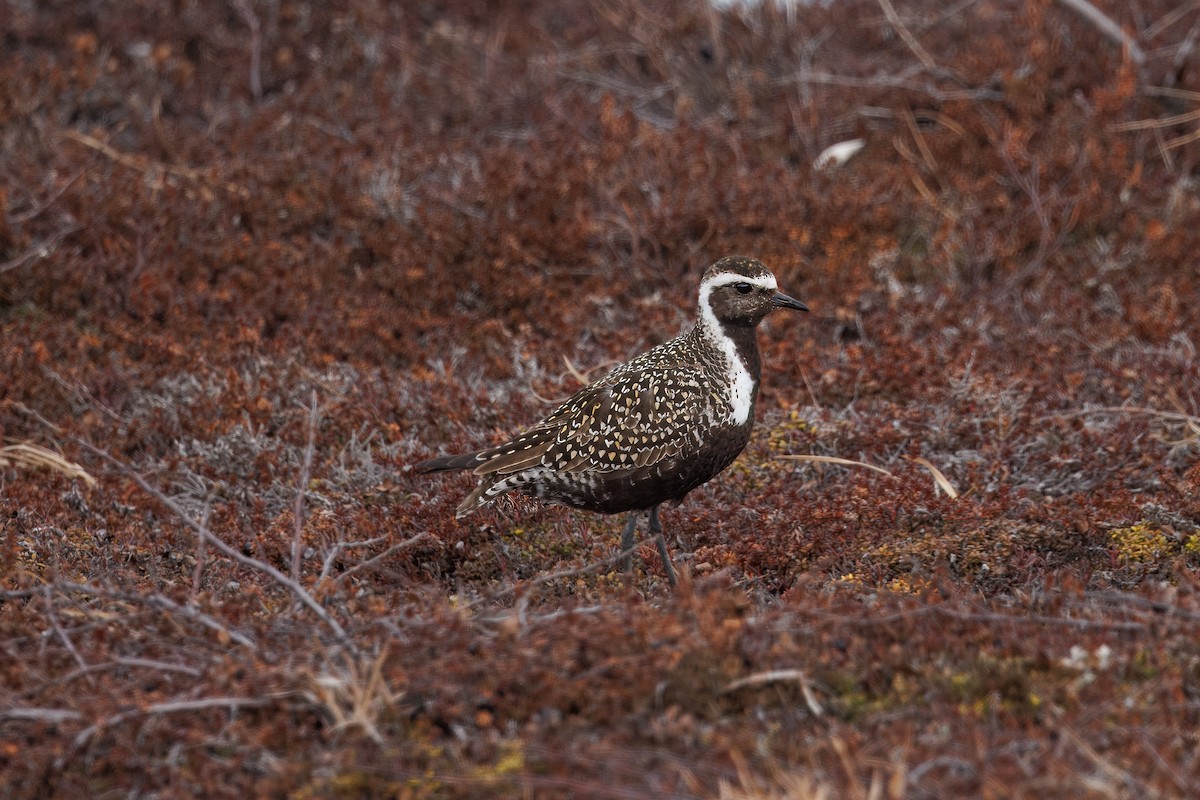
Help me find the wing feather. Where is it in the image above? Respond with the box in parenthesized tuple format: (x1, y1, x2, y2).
(464, 365, 715, 479)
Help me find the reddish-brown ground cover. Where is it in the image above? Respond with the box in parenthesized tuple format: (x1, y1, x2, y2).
(2, 1, 1199, 797)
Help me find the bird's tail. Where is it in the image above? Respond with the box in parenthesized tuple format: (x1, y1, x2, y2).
(413, 450, 495, 518)
(412, 451, 483, 474)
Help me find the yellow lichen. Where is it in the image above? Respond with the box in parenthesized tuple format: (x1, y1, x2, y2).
(886, 576, 930, 594)
(470, 740, 525, 782)
(1109, 522, 1174, 563)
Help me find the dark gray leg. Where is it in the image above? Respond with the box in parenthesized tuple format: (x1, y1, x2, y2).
(620, 511, 640, 572)
(648, 505, 677, 587)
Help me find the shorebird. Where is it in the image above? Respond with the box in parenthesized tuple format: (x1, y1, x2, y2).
(415, 256, 809, 585)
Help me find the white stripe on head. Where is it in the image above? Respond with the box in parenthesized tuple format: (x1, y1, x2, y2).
(696, 270, 776, 426)
(699, 271, 778, 293)
(696, 270, 779, 335)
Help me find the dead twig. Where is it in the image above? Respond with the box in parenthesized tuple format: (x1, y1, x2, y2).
(1110, 107, 1200, 132)
(876, 0, 937, 69)
(332, 532, 430, 584)
(1054, 0, 1146, 65)
(782, 71, 1003, 103)
(304, 646, 399, 744)
(61, 695, 287, 769)
(1145, 1, 1200, 39)
(2, 708, 85, 724)
(51, 657, 204, 688)
(721, 668, 825, 716)
(43, 585, 94, 686)
(799, 602, 1148, 632)
(190, 497, 213, 602)
(478, 534, 665, 605)
(319, 535, 388, 582)
(9, 165, 89, 224)
(1084, 589, 1200, 622)
(1045, 405, 1200, 435)
(231, 0, 264, 102)
(74, 437, 353, 649)
(932, 605, 1146, 632)
(563, 355, 591, 386)
(60, 130, 249, 197)
(292, 391, 319, 583)
(2, 581, 258, 649)
(0, 225, 82, 275)
(1048, 704, 1162, 799)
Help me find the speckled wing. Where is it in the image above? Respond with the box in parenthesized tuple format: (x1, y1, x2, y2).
(472, 365, 712, 477)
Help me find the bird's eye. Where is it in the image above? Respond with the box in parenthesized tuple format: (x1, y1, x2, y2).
(733, 282, 753, 294)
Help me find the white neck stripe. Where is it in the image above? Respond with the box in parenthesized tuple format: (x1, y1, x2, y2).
(696, 273, 772, 426)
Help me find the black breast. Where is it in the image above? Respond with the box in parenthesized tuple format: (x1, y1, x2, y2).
(529, 422, 753, 514)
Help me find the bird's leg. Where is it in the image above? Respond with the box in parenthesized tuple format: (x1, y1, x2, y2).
(648, 505, 677, 587)
(620, 511, 640, 573)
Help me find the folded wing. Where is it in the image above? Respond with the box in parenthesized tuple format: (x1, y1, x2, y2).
(472, 365, 712, 477)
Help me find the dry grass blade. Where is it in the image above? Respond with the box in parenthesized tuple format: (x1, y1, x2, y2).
(305, 646, 400, 744)
(0, 442, 97, 487)
(717, 771, 833, 800)
(1051, 405, 1200, 444)
(722, 669, 824, 716)
(907, 456, 959, 499)
(777, 454, 895, 477)
(1110, 107, 1200, 132)
(563, 355, 590, 386)
(719, 749, 839, 800)
(1048, 705, 1160, 799)
(60, 129, 249, 197)
(1164, 126, 1200, 151)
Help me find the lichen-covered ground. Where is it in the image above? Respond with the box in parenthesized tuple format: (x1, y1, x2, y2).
(2, 1, 1199, 797)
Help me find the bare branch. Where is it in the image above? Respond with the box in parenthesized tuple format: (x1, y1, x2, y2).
(52, 657, 203, 687)
(0, 225, 82, 275)
(231, 0, 264, 102)
(722, 669, 825, 717)
(292, 391, 319, 583)
(1054, 0, 1146, 65)
(71, 437, 353, 649)
(3, 580, 258, 649)
(478, 534, 665, 605)
(332, 532, 430, 584)
(876, 0, 937, 69)
(781, 70, 1003, 102)
(9, 165, 89, 224)
(43, 585, 93, 685)
(63, 695, 285, 767)
(319, 536, 388, 582)
(2, 708, 85, 724)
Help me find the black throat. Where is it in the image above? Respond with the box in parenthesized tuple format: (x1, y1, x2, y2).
(717, 319, 763, 384)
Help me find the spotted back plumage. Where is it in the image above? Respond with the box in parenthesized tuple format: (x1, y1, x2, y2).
(415, 256, 808, 517)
